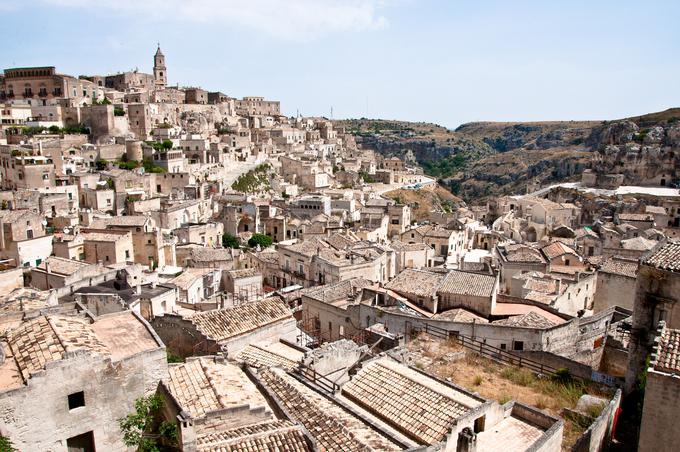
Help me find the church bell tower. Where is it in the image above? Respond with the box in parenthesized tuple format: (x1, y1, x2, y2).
(153, 44, 167, 89)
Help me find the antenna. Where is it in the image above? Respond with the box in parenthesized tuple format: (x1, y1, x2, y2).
(330, 106, 333, 120)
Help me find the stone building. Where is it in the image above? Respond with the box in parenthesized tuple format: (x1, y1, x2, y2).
(626, 241, 680, 393)
(151, 296, 296, 358)
(0, 66, 97, 106)
(638, 323, 680, 451)
(0, 311, 168, 451)
(593, 256, 638, 312)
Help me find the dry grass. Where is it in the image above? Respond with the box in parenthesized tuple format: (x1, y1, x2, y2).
(406, 335, 613, 451)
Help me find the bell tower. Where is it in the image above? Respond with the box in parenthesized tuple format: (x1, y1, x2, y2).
(153, 44, 167, 89)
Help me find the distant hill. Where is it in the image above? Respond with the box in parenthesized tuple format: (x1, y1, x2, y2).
(336, 108, 680, 202)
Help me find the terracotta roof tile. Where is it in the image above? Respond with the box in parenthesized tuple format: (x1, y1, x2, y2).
(189, 298, 293, 343)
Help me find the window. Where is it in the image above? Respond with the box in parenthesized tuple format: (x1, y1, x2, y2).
(500, 343, 507, 350)
(68, 391, 85, 410)
(474, 416, 486, 433)
(513, 341, 524, 351)
(66, 431, 95, 452)
(125, 250, 130, 259)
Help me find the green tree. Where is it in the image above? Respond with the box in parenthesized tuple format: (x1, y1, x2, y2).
(48, 125, 61, 134)
(161, 139, 173, 150)
(95, 159, 108, 171)
(0, 436, 16, 452)
(222, 233, 240, 249)
(119, 394, 178, 452)
(248, 233, 273, 248)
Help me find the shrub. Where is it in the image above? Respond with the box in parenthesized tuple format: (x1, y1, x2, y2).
(114, 106, 125, 116)
(248, 233, 273, 249)
(584, 402, 606, 419)
(499, 393, 512, 404)
(552, 368, 573, 385)
(166, 350, 183, 364)
(500, 366, 535, 386)
(473, 375, 483, 386)
(222, 233, 240, 249)
(119, 394, 178, 451)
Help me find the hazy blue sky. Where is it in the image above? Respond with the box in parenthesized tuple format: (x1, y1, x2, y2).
(2, 0, 679, 128)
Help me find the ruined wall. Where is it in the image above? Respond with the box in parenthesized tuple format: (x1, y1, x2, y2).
(572, 390, 621, 452)
(0, 348, 167, 452)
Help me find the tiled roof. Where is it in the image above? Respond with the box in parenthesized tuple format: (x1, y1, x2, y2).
(643, 241, 680, 273)
(389, 240, 431, 252)
(432, 308, 488, 323)
(228, 268, 260, 279)
(234, 344, 300, 371)
(653, 327, 680, 374)
(189, 297, 293, 343)
(492, 311, 556, 328)
(257, 368, 371, 451)
(502, 244, 546, 264)
(189, 247, 235, 262)
(0, 287, 53, 313)
(37, 256, 90, 276)
(304, 278, 373, 307)
(541, 242, 578, 260)
(166, 357, 270, 418)
(385, 269, 446, 299)
(196, 420, 312, 452)
(342, 359, 471, 444)
(621, 236, 657, 251)
(90, 215, 149, 228)
(599, 257, 638, 278)
(438, 270, 495, 298)
(7, 315, 109, 381)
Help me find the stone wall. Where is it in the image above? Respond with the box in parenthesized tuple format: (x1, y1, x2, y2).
(638, 370, 680, 451)
(593, 272, 636, 313)
(0, 347, 167, 451)
(572, 389, 621, 452)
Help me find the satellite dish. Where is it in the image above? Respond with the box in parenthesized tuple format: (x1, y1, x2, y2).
(41, 220, 48, 226)
(63, 228, 70, 234)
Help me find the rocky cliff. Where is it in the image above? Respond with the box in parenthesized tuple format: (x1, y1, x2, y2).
(336, 108, 680, 202)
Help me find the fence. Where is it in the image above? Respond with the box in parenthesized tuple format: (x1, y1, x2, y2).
(455, 334, 563, 378)
(295, 364, 341, 395)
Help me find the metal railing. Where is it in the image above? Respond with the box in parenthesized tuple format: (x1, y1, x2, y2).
(295, 364, 340, 395)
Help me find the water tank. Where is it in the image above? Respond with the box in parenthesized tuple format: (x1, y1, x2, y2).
(125, 140, 143, 162)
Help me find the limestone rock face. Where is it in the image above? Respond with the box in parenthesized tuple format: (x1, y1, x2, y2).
(643, 126, 665, 144)
(666, 125, 680, 147)
(601, 120, 639, 145)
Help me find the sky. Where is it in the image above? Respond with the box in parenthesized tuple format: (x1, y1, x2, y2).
(2, 0, 679, 128)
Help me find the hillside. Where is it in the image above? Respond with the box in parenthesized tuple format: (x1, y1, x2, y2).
(383, 185, 463, 222)
(337, 108, 680, 202)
